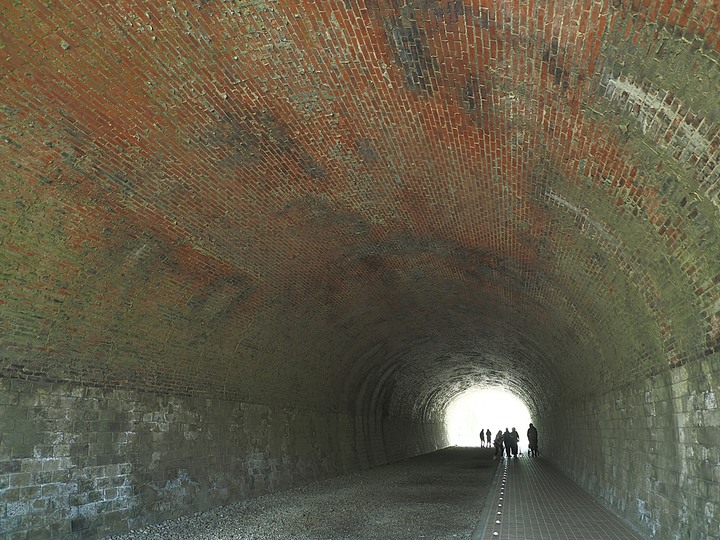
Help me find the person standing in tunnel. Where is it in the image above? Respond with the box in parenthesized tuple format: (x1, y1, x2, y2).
(527, 423, 538, 457)
(503, 428, 513, 458)
(479, 428, 485, 447)
(494, 430, 504, 459)
(510, 427, 520, 457)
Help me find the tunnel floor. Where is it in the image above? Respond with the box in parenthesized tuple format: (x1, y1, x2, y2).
(109, 447, 495, 539)
(475, 455, 644, 540)
(108, 447, 642, 539)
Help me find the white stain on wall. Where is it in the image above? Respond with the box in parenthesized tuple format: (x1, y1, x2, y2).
(604, 74, 720, 209)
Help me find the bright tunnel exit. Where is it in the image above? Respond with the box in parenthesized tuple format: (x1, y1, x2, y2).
(445, 388, 532, 451)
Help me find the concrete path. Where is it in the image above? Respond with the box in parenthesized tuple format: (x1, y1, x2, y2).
(474, 455, 644, 539)
(110, 447, 497, 540)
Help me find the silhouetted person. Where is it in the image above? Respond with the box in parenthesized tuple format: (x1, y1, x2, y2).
(494, 430, 504, 459)
(527, 423, 538, 457)
(479, 428, 485, 447)
(486, 429, 491, 448)
(502, 428, 513, 458)
(510, 427, 519, 457)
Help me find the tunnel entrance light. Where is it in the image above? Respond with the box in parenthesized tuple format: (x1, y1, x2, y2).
(445, 388, 532, 451)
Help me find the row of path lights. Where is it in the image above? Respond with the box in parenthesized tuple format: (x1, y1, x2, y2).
(493, 461, 508, 537)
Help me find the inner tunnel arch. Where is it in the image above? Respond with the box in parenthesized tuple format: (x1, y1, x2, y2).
(444, 387, 533, 448)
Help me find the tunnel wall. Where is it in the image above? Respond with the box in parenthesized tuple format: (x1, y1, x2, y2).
(0, 377, 446, 539)
(543, 354, 720, 540)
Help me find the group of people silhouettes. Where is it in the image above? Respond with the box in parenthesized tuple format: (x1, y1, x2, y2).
(478, 428, 492, 447)
(480, 423, 539, 459)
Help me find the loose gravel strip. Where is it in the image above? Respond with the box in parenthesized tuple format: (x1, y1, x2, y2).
(109, 447, 497, 540)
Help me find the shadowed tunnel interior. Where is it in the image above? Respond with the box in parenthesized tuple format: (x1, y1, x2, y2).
(1, 1, 719, 538)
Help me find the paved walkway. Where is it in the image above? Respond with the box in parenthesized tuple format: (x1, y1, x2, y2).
(473, 455, 644, 540)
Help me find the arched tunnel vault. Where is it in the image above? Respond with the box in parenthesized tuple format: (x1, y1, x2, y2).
(1, 1, 719, 539)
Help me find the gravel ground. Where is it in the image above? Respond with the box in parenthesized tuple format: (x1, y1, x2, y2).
(109, 446, 498, 540)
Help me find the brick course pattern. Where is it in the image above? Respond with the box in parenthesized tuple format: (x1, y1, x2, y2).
(0, 1, 719, 539)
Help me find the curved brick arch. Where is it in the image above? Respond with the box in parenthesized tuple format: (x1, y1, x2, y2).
(0, 1, 718, 538)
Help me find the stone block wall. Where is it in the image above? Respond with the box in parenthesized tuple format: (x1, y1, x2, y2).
(0, 378, 446, 539)
(543, 355, 720, 540)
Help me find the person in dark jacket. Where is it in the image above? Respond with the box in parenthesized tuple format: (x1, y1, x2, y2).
(502, 428, 513, 458)
(527, 423, 539, 457)
(510, 427, 520, 457)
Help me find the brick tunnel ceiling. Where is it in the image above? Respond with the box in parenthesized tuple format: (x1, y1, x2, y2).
(1, 1, 719, 422)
